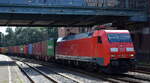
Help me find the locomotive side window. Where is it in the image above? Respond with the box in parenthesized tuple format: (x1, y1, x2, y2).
(98, 36, 102, 43)
(62, 32, 93, 41)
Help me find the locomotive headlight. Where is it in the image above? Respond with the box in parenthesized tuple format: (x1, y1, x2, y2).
(126, 48, 134, 52)
(129, 54, 134, 57)
(111, 55, 116, 57)
(110, 48, 118, 52)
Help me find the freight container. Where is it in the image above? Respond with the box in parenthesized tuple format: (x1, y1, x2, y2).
(10, 46, 13, 54)
(36, 42, 42, 56)
(14, 46, 17, 54)
(1, 47, 4, 53)
(33, 42, 42, 59)
(3, 47, 6, 54)
(8, 47, 10, 54)
(6, 47, 8, 54)
(8, 46, 12, 54)
(13, 46, 16, 54)
(16, 46, 20, 54)
(24, 45, 28, 55)
(34, 43, 37, 56)
(20, 45, 24, 54)
(11, 46, 15, 54)
(41, 41, 47, 56)
(1, 47, 3, 53)
(3, 47, 8, 54)
(28, 44, 32, 55)
(8, 46, 15, 55)
(32, 43, 36, 56)
(47, 39, 55, 56)
(32, 42, 41, 58)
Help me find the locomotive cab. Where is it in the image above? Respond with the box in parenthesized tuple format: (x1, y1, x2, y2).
(94, 30, 136, 73)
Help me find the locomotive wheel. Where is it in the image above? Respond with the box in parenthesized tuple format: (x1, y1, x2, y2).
(68, 60, 75, 67)
(100, 65, 124, 74)
(100, 67, 113, 74)
(74, 61, 79, 67)
(85, 62, 97, 72)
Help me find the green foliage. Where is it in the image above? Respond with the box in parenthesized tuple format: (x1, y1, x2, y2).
(0, 32, 4, 47)
(0, 27, 58, 47)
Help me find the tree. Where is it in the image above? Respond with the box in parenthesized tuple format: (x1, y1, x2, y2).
(1, 27, 58, 47)
(4, 27, 15, 46)
(0, 32, 4, 47)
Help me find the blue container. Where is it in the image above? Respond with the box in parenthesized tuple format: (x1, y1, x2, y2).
(28, 44, 32, 55)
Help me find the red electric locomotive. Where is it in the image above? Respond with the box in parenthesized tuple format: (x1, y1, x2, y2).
(56, 29, 135, 73)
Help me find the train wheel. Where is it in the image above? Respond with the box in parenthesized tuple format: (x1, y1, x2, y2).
(55, 59, 61, 64)
(100, 65, 117, 74)
(75, 61, 79, 67)
(68, 60, 74, 67)
(67, 60, 71, 65)
(85, 62, 96, 72)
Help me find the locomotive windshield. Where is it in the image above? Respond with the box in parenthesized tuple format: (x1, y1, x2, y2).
(108, 33, 132, 42)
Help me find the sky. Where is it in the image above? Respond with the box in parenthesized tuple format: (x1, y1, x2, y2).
(0, 27, 16, 34)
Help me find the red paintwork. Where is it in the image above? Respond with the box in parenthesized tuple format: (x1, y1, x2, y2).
(14, 46, 17, 54)
(56, 30, 135, 66)
(32, 42, 42, 58)
(16, 46, 20, 54)
(33, 43, 37, 55)
(37, 42, 42, 56)
(24, 45, 28, 55)
(11, 46, 15, 54)
(106, 31, 135, 60)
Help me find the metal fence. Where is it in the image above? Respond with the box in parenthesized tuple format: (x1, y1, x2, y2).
(0, 0, 147, 9)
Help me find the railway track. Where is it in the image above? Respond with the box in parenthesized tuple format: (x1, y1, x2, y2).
(134, 70, 150, 74)
(15, 58, 106, 83)
(12, 57, 110, 83)
(26, 62, 150, 83)
(134, 66, 150, 74)
(16, 61, 85, 83)
(60, 65, 150, 83)
(125, 72, 150, 82)
(22, 62, 108, 83)
(12, 56, 150, 83)
(48, 63, 150, 83)
(16, 61, 56, 83)
(12, 57, 120, 83)
(24, 62, 82, 83)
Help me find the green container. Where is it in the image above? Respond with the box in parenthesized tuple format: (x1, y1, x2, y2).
(20, 45, 24, 54)
(47, 39, 55, 56)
